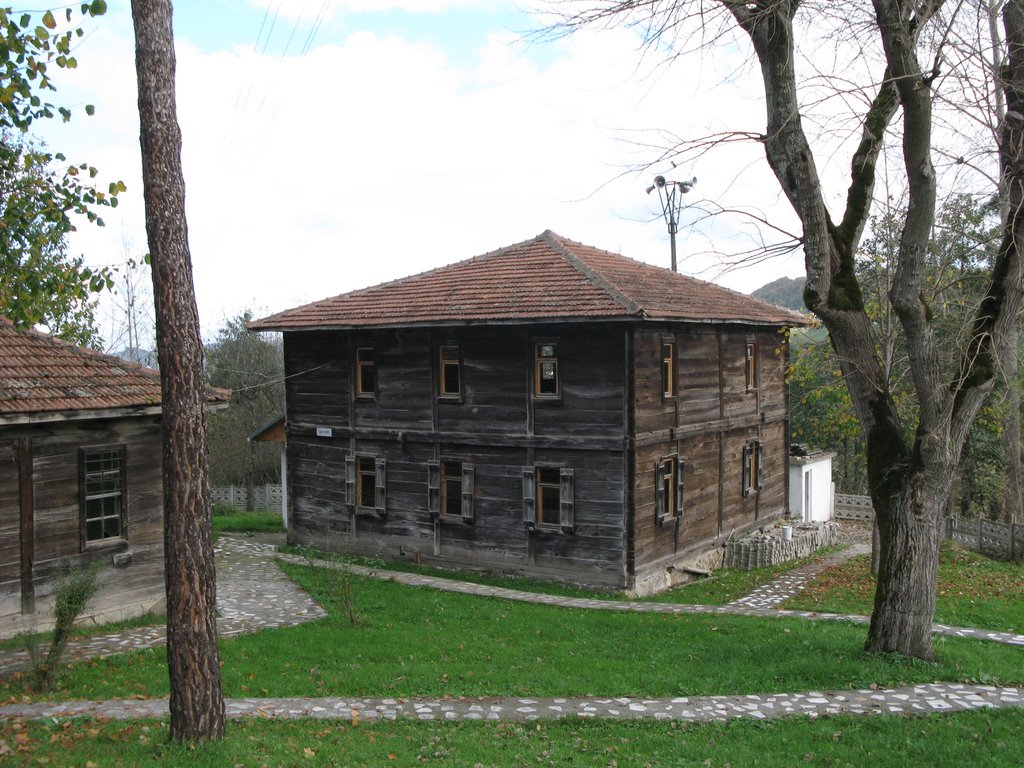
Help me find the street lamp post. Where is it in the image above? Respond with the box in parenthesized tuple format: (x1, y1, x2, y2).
(647, 174, 696, 272)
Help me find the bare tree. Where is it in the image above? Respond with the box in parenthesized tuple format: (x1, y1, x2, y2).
(131, 0, 225, 742)
(549, 0, 1024, 660)
(105, 234, 157, 366)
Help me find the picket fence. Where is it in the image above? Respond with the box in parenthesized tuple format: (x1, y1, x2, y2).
(211, 484, 283, 513)
(835, 493, 1023, 560)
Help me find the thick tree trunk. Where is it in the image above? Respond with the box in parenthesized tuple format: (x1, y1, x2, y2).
(132, 0, 226, 743)
(867, 486, 942, 659)
(1002, 341, 1022, 523)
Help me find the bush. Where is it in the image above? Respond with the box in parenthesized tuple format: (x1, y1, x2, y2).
(212, 501, 241, 517)
(25, 565, 100, 691)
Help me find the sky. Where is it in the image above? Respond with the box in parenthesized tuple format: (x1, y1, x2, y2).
(35, 0, 808, 345)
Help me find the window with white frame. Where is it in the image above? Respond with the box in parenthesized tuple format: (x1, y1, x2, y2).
(533, 341, 560, 398)
(81, 446, 126, 544)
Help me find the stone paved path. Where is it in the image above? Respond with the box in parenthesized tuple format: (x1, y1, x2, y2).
(1, 534, 1021, 725)
(726, 543, 871, 609)
(1, 683, 1020, 724)
(0, 537, 326, 675)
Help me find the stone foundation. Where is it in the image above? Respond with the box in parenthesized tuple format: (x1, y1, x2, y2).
(723, 521, 838, 570)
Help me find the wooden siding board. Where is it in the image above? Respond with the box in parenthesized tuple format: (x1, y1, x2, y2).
(0, 416, 166, 636)
(283, 319, 791, 591)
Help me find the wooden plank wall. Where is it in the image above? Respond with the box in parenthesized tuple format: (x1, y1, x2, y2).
(283, 323, 630, 588)
(0, 440, 20, 608)
(0, 417, 166, 637)
(631, 325, 791, 581)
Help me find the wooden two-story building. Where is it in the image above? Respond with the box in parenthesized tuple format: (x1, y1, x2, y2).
(251, 231, 807, 593)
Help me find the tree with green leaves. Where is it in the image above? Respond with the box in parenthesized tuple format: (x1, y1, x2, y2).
(206, 310, 284, 505)
(0, 2, 123, 346)
(790, 193, 1009, 520)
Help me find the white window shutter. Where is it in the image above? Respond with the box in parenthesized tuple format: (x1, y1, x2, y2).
(374, 458, 387, 514)
(461, 463, 475, 523)
(756, 442, 764, 491)
(559, 468, 575, 532)
(655, 460, 667, 520)
(522, 467, 536, 526)
(742, 444, 751, 497)
(675, 458, 685, 518)
(427, 461, 440, 517)
(345, 455, 356, 509)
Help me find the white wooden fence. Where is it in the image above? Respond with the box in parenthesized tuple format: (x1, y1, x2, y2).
(211, 484, 283, 513)
(835, 493, 1023, 560)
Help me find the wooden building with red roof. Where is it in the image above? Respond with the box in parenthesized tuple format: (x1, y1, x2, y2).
(251, 231, 808, 593)
(0, 320, 228, 636)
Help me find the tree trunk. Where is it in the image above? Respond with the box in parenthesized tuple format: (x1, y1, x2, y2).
(1002, 340, 1022, 523)
(131, 0, 226, 743)
(867, 486, 942, 659)
(999, 0, 1024, 524)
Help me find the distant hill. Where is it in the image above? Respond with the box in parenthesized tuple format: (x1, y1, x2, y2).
(751, 276, 807, 312)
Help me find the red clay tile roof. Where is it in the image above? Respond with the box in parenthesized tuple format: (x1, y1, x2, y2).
(250, 231, 808, 330)
(0, 319, 229, 421)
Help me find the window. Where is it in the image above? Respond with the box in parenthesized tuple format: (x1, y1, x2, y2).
(439, 344, 461, 398)
(537, 467, 561, 526)
(428, 460, 475, 522)
(357, 457, 376, 507)
(662, 341, 677, 398)
(81, 446, 125, 544)
(656, 455, 684, 522)
(743, 441, 763, 497)
(522, 466, 574, 532)
(533, 342, 560, 398)
(355, 346, 376, 397)
(745, 341, 758, 391)
(346, 454, 386, 514)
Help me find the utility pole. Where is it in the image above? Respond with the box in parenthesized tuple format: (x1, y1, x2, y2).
(647, 174, 696, 272)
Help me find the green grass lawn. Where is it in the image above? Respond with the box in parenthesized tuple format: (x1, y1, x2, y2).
(645, 547, 846, 605)
(4, 709, 1023, 767)
(785, 542, 1024, 633)
(282, 545, 845, 606)
(3, 562, 1021, 703)
(211, 503, 284, 534)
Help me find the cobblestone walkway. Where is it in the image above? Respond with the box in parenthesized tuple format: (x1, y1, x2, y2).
(0, 537, 325, 675)
(726, 543, 872, 609)
(1, 534, 1021, 726)
(1, 683, 1020, 724)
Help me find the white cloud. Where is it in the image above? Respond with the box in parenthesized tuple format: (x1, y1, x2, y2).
(245, 0, 496, 21)
(41, 2, 808, 343)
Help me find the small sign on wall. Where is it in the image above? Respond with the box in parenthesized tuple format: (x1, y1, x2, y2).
(315, 427, 333, 438)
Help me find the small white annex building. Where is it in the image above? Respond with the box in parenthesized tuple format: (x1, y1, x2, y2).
(788, 446, 835, 522)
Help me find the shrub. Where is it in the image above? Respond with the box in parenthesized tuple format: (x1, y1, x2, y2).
(26, 565, 100, 691)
